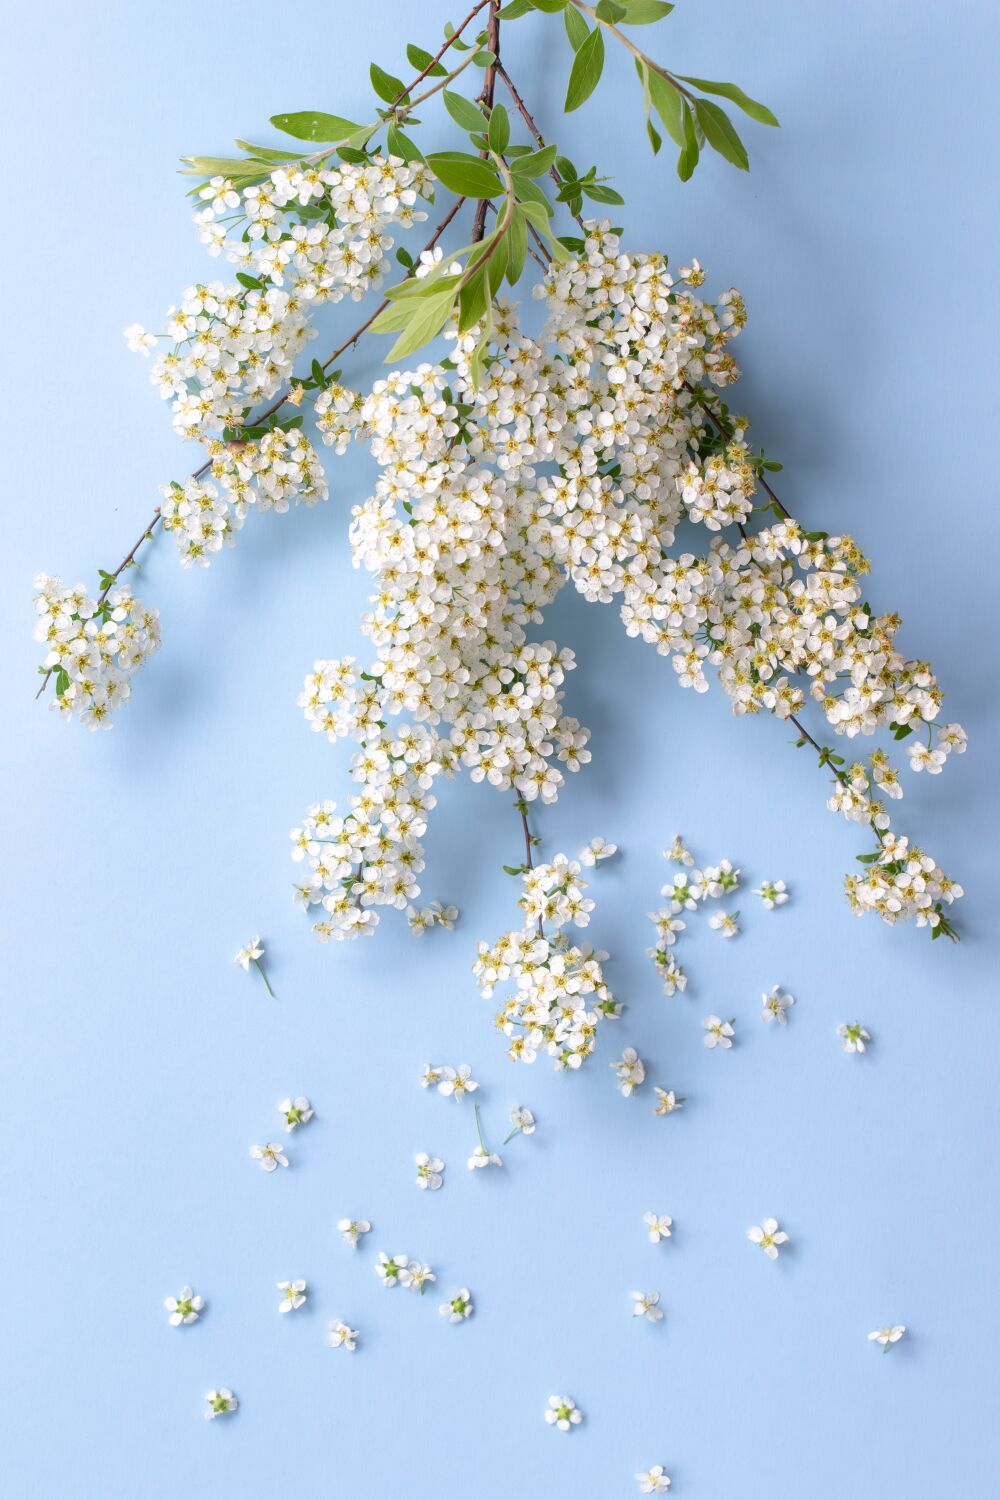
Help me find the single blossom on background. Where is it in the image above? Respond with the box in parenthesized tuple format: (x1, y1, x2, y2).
(469, 1102, 502, 1169)
(748, 1219, 789, 1259)
(868, 1325, 906, 1352)
(754, 878, 789, 908)
(612, 1047, 646, 1096)
(420, 1066, 443, 1089)
(277, 1279, 307, 1313)
(762, 986, 795, 1024)
(644, 1213, 673, 1245)
(703, 1016, 735, 1049)
(374, 1253, 411, 1288)
(234, 936, 274, 996)
(502, 1105, 536, 1144)
(578, 836, 617, 866)
(545, 1395, 582, 1432)
(279, 1096, 314, 1130)
(437, 1064, 478, 1101)
(407, 1261, 436, 1294)
(415, 1152, 445, 1190)
(439, 1288, 474, 1323)
(326, 1319, 358, 1351)
(164, 1287, 204, 1326)
(251, 1142, 288, 1171)
(631, 1290, 664, 1323)
(838, 1022, 871, 1053)
(708, 909, 740, 938)
(637, 1466, 672, 1495)
(702, 859, 741, 897)
(665, 835, 694, 866)
(336, 1218, 370, 1248)
(653, 1088, 685, 1116)
(204, 1387, 237, 1420)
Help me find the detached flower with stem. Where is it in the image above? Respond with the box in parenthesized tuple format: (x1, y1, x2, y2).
(868, 1324, 906, 1353)
(469, 1102, 502, 1169)
(407, 1261, 436, 1295)
(708, 909, 740, 939)
(234, 937, 274, 997)
(502, 1105, 535, 1144)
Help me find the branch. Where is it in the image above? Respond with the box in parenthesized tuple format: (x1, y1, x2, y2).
(471, 0, 502, 245)
(495, 61, 586, 233)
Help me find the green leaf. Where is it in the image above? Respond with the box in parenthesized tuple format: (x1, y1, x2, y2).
(233, 140, 297, 163)
(565, 26, 605, 111)
(381, 287, 458, 361)
(426, 150, 503, 197)
(443, 90, 488, 132)
(563, 5, 590, 48)
(487, 102, 511, 153)
(509, 142, 558, 178)
(236, 272, 264, 290)
(506, 207, 528, 284)
(370, 62, 407, 104)
(179, 155, 270, 178)
(529, 0, 568, 11)
(695, 98, 749, 170)
(383, 270, 463, 307)
(269, 111, 363, 142)
(677, 98, 699, 180)
(387, 124, 424, 162)
(582, 181, 624, 204)
(497, 0, 536, 15)
(618, 0, 674, 21)
(595, 0, 626, 20)
(679, 75, 779, 127)
(647, 68, 684, 145)
(406, 43, 447, 76)
(512, 174, 555, 213)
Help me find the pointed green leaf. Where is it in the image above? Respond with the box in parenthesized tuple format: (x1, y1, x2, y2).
(695, 98, 749, 170)
(406, 43, 447, 76)
(487, 102, 511, 153)
(618, 0, 674, 21)
(443, 90, 488, 132)
(563, 6, 590, 48)
(647, 69, 684, 145)
(234, 140, 298, 163)
(677, 98, 699, 180)
(269, 111, 363, 142)
(509, 142, 558, 178)
(565, 26, 605, 111)
(427, 151, 503, 197)
(679, 75, 779, 127)
(370, 62, 407, 104)
(506, 207, 528, 285)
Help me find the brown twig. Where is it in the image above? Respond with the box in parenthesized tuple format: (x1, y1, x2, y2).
(495, 60, 586, 233)
(471, 0, 502, 245)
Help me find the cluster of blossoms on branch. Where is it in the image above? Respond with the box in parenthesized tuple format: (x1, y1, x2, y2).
(33, 574, 161, 729)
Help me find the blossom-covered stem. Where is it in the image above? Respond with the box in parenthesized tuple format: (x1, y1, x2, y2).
(685, 382, 791, 518)
(514, 795, 544, 940)
(471, 1, 502, 244)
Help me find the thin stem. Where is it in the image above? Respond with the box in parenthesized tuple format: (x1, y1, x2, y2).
(501, 1123, 520, 1145)
(495, 61, 586, 233)
(254, 957, 275, 998)
(471, 0, 502, 245)
(474, 1101, 488, 1153)
(567, 0, 696, 103)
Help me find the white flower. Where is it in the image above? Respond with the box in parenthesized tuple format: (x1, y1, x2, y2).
(754, 878, 789, 909)
(204, 1387, 237, 1420)
(636, 1466, 672, 1495)
(124, 322, 158, 356)
(612, 1047, 646, 1096)
(468, 1145, 503, 1169)
(643, 1213, 673, 1244)
(277, 1279, 307, 1313)
(420, 1065, 443, 1089)
(653, 1087, 685, 1116)
(234, 937, 274, 996)
(375, 1252, 412, 1288)
(164, 1287, 204, 1326)
(503, 1105, 536, 1143)
(437, 1064, 478, 1100)
(761, 986, 795, 1024)
(664, 834, 694, 866)
(545, 1395, 582, 1431)
(868, 1324, 905, 1351)
(279, 1096, 314, 1130)
(703, 1016, 735, 1049)
(837, 1022, 871, 1053)
(326, 1319, 358, 1351)
(439, 1287, 474, 1322)
(748, 1218, 789, 1259)
(415, 1152, 445, 1190)
(407, 901, 459, 934)
(702, 859, 741, 896)
(406, 1261, 436, 1293)
(251, 1142, 288, 1171)
(631, 1290, 663, 1322)
(578, 836, 617, 866)
(708, 909, 740, 938)
(336, 1217, 370, 1247)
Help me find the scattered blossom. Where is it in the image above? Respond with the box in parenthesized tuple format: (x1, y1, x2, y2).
(407, 901, 459, 934)
(279, 1096, 314, 1130)
(503, 1105, 536, 1144)
(665, 835, 694, 866)
(868, 1324, 906, 1351)
(708, 909, 740, 938)
(578, 836, 617, 866)
(545, 1395, 582, 1432)
(437, 1064, 478, 1101)
(251, 1142, 288, 1171)
(612, 1047, 646, 1096)
(631, 1290, 664, 1323)
(754, 878, 789, 909)
(164, 1287, 204, 1326)
(761, 986, 795, 1024)
(748, 1219, 789, 1259)
(637, 1467, 672, 1495)
(415, 1152, 444, 1190)
(375, 1252, 411, 1288)
(469, 1102, 502, 1168)
(439, 1288, 474, 1323)
(653, 1088, 685, 1116)
(326, 1319, 358, 1351)
(277, 1279, 307, 1313)
(838, 1022, 871, 1053)
(337, 1218, 370, 1247)
(703, 1016, 735, 1049)
(702, 859, 741, 897)
(204, 1387, 237, 1420)
(234, 937, 274, 996)
(420, 1066, 443, 1089)
(644, 1213, 673, 1244)
(406, 1261, 436, 1294)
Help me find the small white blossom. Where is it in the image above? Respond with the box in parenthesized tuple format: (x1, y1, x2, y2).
(251, 1142, 288, 1171)
(702, 859, 741, 896)
(868, 1324, 906, 1351)
(234, 937, 274, 996)
(326, 1319, 358, 1351)
(279, 1096, 314, 1130)
(637, 1466, 672, 1495)
(415, 1152, 445, 1190)
(643, 1213, 673, 1244)
(468, 1145, 503, 1169)
(748, 1218, 789, 1259)
(631, 1290, 663, 1322)
(437, 1064, 478, 1101)
(578, 836, 617, 866)
(375, 1252, 412, 1288)
(164, 1287, 204, 1326)
(612, 1047, 646, 1096)
(124, 322, 158, 356)
(406, 1261, 436, 1294)
(545, 1395, 582, 1431)
(837, 1022, 871, 1053)
(754, 879, 789, 909)
(703, 1016, 735, 1049)
(761, 986, 795, 1024)
(277, 1279, 307, 1313)
(204, 1387, 237, 1420)
(653, 1088, 685, 1116)
(439, 1287, 474, 1322)
(664, 834, 694, 866)
(407, 901, 459, 934)
(336, 1217, 370, 1247)
(420, 1065, 443, 1089)
(708, 909, 740, 938)
(503, 1105, 536, 1143)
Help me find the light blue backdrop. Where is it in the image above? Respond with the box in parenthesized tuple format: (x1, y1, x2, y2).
(2, 2, 997, 1496)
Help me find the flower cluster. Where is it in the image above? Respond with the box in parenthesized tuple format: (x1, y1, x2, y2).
(33, 574, 160, 729)
(473, 847, 620, 1070)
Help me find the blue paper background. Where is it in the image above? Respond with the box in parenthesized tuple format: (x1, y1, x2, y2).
(2, 2, 998, 1495)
